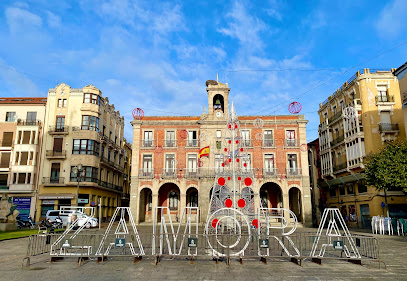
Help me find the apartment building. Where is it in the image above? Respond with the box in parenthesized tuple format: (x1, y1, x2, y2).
(317, 68, 407, 228)
(394, 62, 407, 136)
(36, 83, 128, 222)
(0, 97, 47, 220)
(130, 80, 312, 225)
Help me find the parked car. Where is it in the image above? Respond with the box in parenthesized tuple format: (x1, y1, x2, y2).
(46, 210, 72, 226)
(46, 209, 97, 228)
(77, 215, 98, 228)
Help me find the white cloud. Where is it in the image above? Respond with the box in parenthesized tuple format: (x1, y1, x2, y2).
(265, 0, 283, 21)
(151, 4, 186, 34)
(376, 0, 407, 39)
(46, 11, 61, 28)
(302, 9, 326, 30)
(5, 7, 42, 33)
(217, 1, 267, 51)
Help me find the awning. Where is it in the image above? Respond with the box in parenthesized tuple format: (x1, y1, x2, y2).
(318, 173, 365, 188)
(38, 193, 75, 200)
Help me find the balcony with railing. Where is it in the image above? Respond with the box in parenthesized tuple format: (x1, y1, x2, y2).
(184, 168, 199, 178)
(141, 139, 154, 148)
(186, 139, 199, 147)
(262, 168, 278, 178)
(328, 111, 342, 124)
(330, 134, 345, 147)
(138, 169, 155, 178)
(46, 150, 67, 159)
(333, 162, 347, 173)
(241, 139, 253, 147)
(43, 177, 65, 185)
(286, 168, 302, 177)
(262, 139, 275, 148)
(164, 139, 177, 148)
(284, 139, 298, 148)
(48, 125, 69, 134)
(379, 123, 399, 133)
(17, 119, 41, 126)
(100, 156, 116, 168)
(97, 180, 123, 192)
(376, 95, 395, 104)
(162, 168, 177, 178)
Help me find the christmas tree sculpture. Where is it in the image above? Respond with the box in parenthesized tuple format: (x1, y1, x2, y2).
(205, 103, 258, 257)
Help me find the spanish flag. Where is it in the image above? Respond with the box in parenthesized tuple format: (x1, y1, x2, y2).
(199, 146, 210, 158)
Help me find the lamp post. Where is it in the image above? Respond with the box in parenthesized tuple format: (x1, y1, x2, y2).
(72, 164, 84, 206)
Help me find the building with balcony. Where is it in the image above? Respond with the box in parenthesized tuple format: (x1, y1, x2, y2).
(130, 79, 311, 225)
(0, 97, 47, 220)
(394, 62, 407, 137)
(35, 83, 128, 222)
(317, 68, 407, 228)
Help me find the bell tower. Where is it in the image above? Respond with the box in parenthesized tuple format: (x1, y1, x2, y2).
(206, 79, 230, 120)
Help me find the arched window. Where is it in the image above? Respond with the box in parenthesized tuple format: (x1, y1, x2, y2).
(169, 191, 178, 210)
(189, 190, 198, 207)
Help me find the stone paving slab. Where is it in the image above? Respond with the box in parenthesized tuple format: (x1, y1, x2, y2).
(0, 229, 406, 281)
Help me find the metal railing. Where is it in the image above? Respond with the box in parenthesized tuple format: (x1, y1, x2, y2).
(142, 139, 154, 148)
(284, 139, 298, 147)
(184, 168, 199, 178)
(286, 168, 302, 177)
(17, 119, 41, 126)
(139, 169, 155, 178)
(328, 111, 342, 124)
(376, 95, 394, 103)
(98, 180, 123, 192)
(186, 139, 199, 147)
(262, 139, 274, 147)
(43, 177, 65, 184)
(330, 135, 345, 147)
(378, 123, 399, 132)
(262, 168, 278, 177)
(164, 139, 177, 148)
(46, 150, 67, 157)
(48, 126, 69, 134)
(162, 168, 177, 177)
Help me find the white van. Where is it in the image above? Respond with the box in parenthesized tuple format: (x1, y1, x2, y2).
(45, 210, 73, 226)
(46, 207, 97, 228)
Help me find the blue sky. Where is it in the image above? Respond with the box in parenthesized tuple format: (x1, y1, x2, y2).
(1, 0, 407, 142)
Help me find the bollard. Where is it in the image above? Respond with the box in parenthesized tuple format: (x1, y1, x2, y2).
(21, 257, 30, 268)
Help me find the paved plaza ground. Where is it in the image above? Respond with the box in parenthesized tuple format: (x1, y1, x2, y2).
(0, 227, 406, 281)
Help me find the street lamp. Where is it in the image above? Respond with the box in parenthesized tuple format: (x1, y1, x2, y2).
(72, 164, 84, 206)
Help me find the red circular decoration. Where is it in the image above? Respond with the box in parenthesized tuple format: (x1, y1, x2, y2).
(238, 199, 246, 208)
(288, 101, 302, 114)
(236, 159, 240, 162)
(228, 123, 235, 130)
(243, 163, 247, 167)
(300, 144, 308, 152)
(179, 130, 188, 139)
(238, 177, 241, 181)
(154, 146, 163, 154)
(228, 176, 231, 180)
(222, 163, 225, 167)
(240, 148, 244, 152)
(225, 199, 233, 208)
(218, 177, 226, 186)
(224, 148, 228, 152)
(236, 140, 239, 144)
(228, 140, 232, 144)
(132, 108, 144, 120)
(228, 158, 232, 162)
(212, 219, 219, 228)
(228, 124, 232, 129)
(235, 124, 238, 129)
(244, 177, 252, 186)
(252, 219, 259, 229)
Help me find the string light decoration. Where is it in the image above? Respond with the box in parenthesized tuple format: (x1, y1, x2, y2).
(132, 108, 144, 120)
(288, 102, 302, 114)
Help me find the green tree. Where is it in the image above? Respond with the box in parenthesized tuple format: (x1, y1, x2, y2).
(364, 140, 407, 216)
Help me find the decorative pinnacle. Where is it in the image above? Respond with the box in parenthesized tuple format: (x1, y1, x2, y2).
(229, 102, 238, 122)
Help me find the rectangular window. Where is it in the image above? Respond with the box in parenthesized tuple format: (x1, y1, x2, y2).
(1, 132, 13, 147)
(26, 112, 37, 125)
(346, 183, 354, 195)
(70, 166, 98, 182)
(358, 180, 367, 194)
(50, 163, 60, 182)
(216, 130, 222, 138)
(22, 131, 30, 144)
(288, 154, 298, 175)
(20, 152, 28, 165)
(286, 130, 296, 146)
(264, 154, 275, 172)
(216, 141, 222, 150)
(63, 99, 67, 107)
(83, 93, 100, 105)
(215, 154, 224, 172)
(241, 130, 250, 146)
(14, 152, 20, 165)
(143, 131, 153, 147)
(58, 99, 63, 107)
(187, 154, 197, 174)
(72, 139, 100, 156)
(339, 184, 345, 196)
(165, 154, 175, 173)
(377, 85, 388, 102)
(165, 131, 176, 147)
(56, 116, 65, 131)
(142, 155, 152, 175)
(81, 115, 99, 131)
(1, 152, 11, 168)
(187, 131, 197, 146)
(5, 112, 16, 122)
(264, 130, 273, 146)
(18, 173, 26, 184)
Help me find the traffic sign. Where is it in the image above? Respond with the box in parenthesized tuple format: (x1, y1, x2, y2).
(115, 238, 125, 248)
(91, 201, 96, 206)
(188, 237, 198, 248)
(259, 239, 269, 248)
(333, 240, 344, 250)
